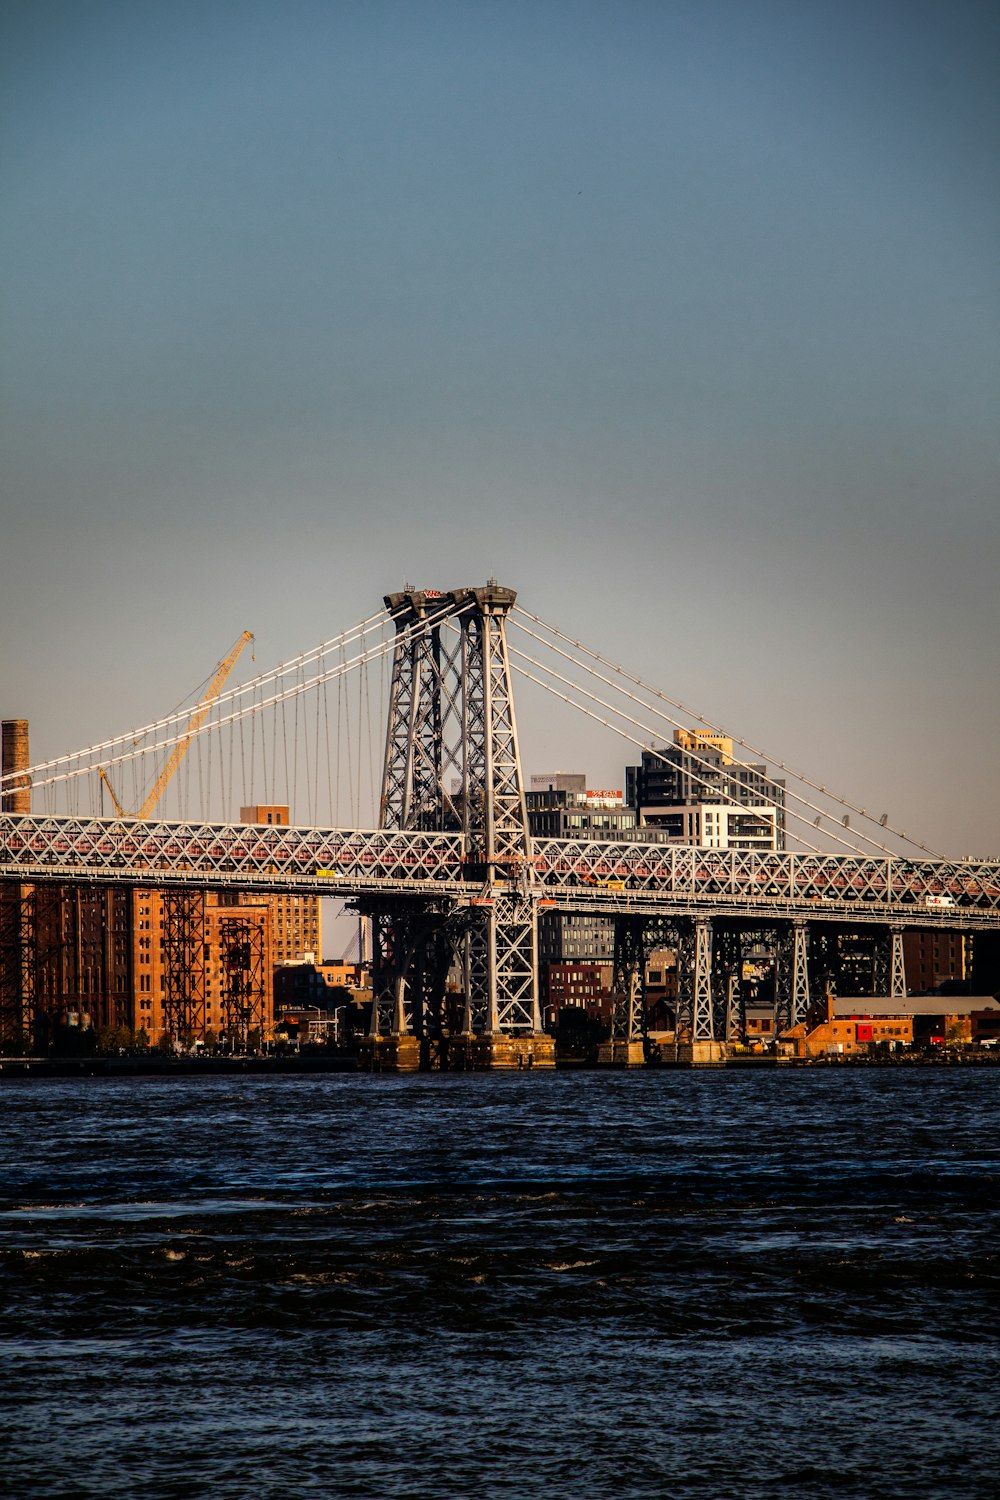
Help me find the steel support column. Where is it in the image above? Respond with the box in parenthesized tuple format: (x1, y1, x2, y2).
(611, 917, 647, 1043)
(872, 926, 907, 1000)
(724, 973, 741, 1043)
(790, 921, 810, 1028)
(161, 889, 207, 1043)
(712, 926, 741, 1042)
(219, 917, 267, 1047)
(889, 927, 907, 1000)
(773, 926, 793, 1034)
(692, 919, 714, 1042)
(675, 923, 694, 1041)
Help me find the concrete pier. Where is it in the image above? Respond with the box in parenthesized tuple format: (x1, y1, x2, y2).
(596, 1039, 646, 1067)
(357, 1035, 422, 1072)
(450, 1033, 556, 1070)
(675, 1040, 728, 1067)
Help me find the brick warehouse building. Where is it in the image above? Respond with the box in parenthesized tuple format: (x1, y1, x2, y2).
(0, 721, 320, 1048)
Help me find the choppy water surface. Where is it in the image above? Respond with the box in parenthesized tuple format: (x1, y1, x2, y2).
(2, 1070, 999, 1499)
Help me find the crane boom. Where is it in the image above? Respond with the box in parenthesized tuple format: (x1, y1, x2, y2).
(98, 767, 126, 818)
(137, 630, 254, 819)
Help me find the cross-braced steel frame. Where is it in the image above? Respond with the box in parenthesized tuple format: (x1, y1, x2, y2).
(3, 818, 1000, 929)
(161, 889, 207, 1043)
(872, 927, 908, 1000)
(774, 921, 812, 1033)
(610, 919, 647, 1045)
(219, 916, 267, 1046)
(710, 927, 743, 1042)
(676, 918, 716, 1042)
(371, 584, 541, 1038)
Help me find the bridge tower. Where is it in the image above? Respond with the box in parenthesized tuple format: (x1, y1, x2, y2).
(362, 583, 552, 1069)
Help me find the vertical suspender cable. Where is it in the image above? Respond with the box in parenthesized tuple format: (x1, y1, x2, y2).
(270, 687, 278, 806)
(336, 645, 345, 825)
(361, 649, 372, 823)
(324, 670, 334, 827)
(281, 695, 290, 814)
(344, 643, 355, 825)
(297, 662, 307, 824)
(227, 705, 235, 821)
(205, 713, 213, 821)
(313, 652, 322, 825)
(238, 707, 247, 811)
(356, 622, 365, 824)
(252, 690, 260, 806)
(259, 685, 267, 805)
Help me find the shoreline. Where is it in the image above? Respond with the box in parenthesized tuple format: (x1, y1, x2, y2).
(2, 1051, 998, 1078)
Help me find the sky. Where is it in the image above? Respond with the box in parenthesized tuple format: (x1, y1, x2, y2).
(2, 0, 998, 861)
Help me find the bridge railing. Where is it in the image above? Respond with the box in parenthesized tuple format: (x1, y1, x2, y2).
(2, 815, 1000, 918)
(0, 814, 465, 889)
(531, 838, 1000, 913)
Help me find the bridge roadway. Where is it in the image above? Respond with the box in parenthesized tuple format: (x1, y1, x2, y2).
(2, 814, 1000, 929)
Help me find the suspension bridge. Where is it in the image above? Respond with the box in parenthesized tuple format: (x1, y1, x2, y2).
(3, 582, 999, 1064)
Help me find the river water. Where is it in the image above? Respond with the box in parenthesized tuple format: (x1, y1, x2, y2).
(2, 1069, 999, 1499)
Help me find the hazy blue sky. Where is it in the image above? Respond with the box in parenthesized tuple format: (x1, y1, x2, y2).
(2, 0, 998, 857)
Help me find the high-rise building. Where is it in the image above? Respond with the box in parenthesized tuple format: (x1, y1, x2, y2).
(526, 779, 672, 844)
(625, 732, 786, 850)
(903, 931, 969, 994)
(525, 775, 672, 1005)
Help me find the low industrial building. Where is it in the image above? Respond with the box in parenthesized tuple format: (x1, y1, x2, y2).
(783, 995, 1000, 1058)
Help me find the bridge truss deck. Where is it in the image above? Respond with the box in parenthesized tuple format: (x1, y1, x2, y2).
(2, 816, 999, 930)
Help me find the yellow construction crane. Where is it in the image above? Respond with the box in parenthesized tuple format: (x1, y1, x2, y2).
(99, 631, 254, 819)
(98, 767, 126, 818)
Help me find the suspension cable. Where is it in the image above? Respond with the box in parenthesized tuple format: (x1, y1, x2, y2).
(512, 606, 942, 859)
(507, 623, 914, 860)
(508, 644, 886, 860)
(507, 653, 832, 855)
(8, 608, 393, 789)
(7, 600, 463, 800)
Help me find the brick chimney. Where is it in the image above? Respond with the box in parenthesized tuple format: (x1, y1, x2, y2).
(1, 719, 30, 813)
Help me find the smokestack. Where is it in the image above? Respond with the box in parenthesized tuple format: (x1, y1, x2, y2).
(1, 719, 30, 813)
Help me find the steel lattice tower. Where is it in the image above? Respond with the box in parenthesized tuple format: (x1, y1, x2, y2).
(161, 890, 207, 1043)
(370, 584, 542, 1041)
(219, 916, 267, 1048)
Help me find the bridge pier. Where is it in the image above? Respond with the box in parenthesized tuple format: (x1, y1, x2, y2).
(791, 920, 811, 1028)
(596, 968, 646, 1066)
(872, 925, 908, 1000)
(357, 1033, 422, 1072)
(449, 1032, 556, 1070)
(598, 917, 648, 1067)
(671, 918, 726, 1065)
(890, 927, 907, 1000)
